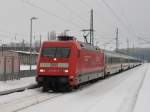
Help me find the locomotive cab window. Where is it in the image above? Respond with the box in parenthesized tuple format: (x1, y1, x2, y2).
(41, 47, 70, 58)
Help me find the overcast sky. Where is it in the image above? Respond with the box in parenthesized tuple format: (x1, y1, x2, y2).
(0, 0, 149, 50)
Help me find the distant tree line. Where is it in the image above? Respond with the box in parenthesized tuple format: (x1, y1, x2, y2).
(118, 48, 150, 62)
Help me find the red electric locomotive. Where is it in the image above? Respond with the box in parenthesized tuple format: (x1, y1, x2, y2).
(36, 36, 104, 91)
(36, 36, 142, 92)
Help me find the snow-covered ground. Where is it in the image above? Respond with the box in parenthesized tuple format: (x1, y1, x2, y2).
(0, 77, 36, 92)
(0, 63, 150, 112)
(133, 64, 150, 112)
(18, 64, 149, 112)
(0, 65, 36, 92)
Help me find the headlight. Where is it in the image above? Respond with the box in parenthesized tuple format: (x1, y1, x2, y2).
(64, 69, 69, 73)
(39, 69, 45, 73)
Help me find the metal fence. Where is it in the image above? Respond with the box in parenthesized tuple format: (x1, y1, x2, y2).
(0, 56, 36, 81)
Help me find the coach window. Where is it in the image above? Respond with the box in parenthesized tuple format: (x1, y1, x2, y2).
(105, 55, 108, 64)
(110, 57, 112, 63)
(107, 56, 111, 64)
(111, 57, 114, 64)
(112, 57, 115, 64)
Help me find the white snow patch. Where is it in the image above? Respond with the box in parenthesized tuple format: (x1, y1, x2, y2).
(0, 77, 36, 92)
(133, 63, 150, 112)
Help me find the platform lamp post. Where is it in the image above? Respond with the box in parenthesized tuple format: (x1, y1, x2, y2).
(29, 17, 38, 72)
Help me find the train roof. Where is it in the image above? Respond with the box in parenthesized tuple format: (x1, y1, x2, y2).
(56, 35, 101, 51)
(77, 41, 101, 51)
(103, 50, 141, 61)
(42, 39, 101, 52)
(43, 36, 141, 61)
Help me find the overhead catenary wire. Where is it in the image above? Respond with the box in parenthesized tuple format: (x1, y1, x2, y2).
(98, 38, 116, 49)
(96, 0, 137, 38)
(118, 0, 138, 38)
(19, 0, 137, 47)
(23, 0, 95, 38)
(78, 0, 118, 43)
(21, 0, 82, 29)
(21, 0, 109, 42)
(55, 0, 89, 24)
(56, 0, 128, 47)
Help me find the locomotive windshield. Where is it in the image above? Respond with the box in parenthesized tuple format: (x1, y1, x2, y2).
(41, 47, 70, 58)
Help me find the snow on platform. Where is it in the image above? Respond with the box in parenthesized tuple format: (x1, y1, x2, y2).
(0, 77, 36, 92)
(133, 64, 150, 112)
(18, 64, 148, 112)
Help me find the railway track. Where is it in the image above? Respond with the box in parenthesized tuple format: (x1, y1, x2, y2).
(0, 88, 64, 112)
